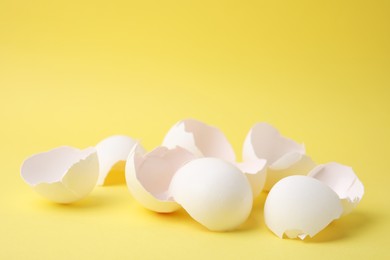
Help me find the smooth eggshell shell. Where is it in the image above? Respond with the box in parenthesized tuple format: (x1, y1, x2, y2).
(96, 135, 145, 185)
(264, 175, 343, 239)
(21, 146, 99, 203)
(170, 158, 253, 231)
(125, 145, 195, 213)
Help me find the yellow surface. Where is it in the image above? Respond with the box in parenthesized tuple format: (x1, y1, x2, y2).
(1, 1, 389, 259)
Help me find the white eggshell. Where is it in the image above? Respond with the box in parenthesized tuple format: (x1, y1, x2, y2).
(96, 135, 145, 185)
(243, 123, 315, 191)
(125, 145, 195, 213)
(236, 159, 267, 198)
(21, 146, 99, 203)
(264, 175, 343, 239)
(170, 158, 253, 231)
(308, 162, 364, 215)
(264, 153, 316, 191)
(162, 119, 236, 163)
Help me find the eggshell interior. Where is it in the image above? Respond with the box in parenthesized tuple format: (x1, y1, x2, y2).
(264, 175, 343, 239)
(21, 146, 99, 203)
(163, 119, 236, 163)
(125, 145, 195, 213)
(243, 122, 305, 164)
(308, 162, 364, 215)
(170, 157, 253, 231)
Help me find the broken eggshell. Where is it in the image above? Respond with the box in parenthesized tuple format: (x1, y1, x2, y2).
(162, 119, 236, 162)
(308, 162, 364, 215)
(264, 175, 343, 239)
(96, 135, 145, 185)
(163, 119, 266, 197)
(243, 123, 316, 191)
(21, 146, 99, 204)
(169, 157, 253, 231)
(236, 159, 267, 198)
(125, 145, 195, 213)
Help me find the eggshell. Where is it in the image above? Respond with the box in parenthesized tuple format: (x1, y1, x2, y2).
(265, 153, 316, 191)
(21, 146, 99, 203)
(96, 135, 145, 185)
(125, 145, 195, 213)
(243, 123, 316, 191)
(236, 159, 267, 198)
(264, 175, 343, 239)
(308, 162, 364, 215)
(162, 119, 236, 162)
(170, 158, 253, 231)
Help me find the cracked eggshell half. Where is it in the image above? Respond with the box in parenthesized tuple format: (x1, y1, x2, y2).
(125, 145, 195, 213)
(264, 175, 343, 239)
(308, 162, 364, 215)
(169, 158, 253, 231)
(96, 135, 145, 185)
(243, 123, 316, 191)
(162, 119, 236, 163)
(21, 146, 99, 204)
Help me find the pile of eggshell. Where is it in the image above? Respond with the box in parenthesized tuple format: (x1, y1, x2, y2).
(21, 119, 364, 239)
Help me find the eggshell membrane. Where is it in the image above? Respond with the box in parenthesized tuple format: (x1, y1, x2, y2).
(162, 119, 236, 163)
(264, 175, 343, 239)
(236, 159, 267, 198)
(308, 162, 364, 215)
(170, 158, 253, 231)
(96, 135, 145, 185)
(243, 123, 315, 191)
(21, 146, 99, 203)
(125, 145, 195, 213)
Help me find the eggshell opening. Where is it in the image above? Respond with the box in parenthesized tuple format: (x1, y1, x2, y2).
(125, 145, 195, 213)
(308, 162, 364, 215)
(264, 175, 343, 239)
(162, 119, 236, 163)
(96, 135, 145, 185)
(170, 158, 253, 231)
(243, 123, 305, 164)
(21, 146, 99, 203)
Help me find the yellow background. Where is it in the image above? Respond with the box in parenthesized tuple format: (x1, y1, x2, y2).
(1, 0, 389, 259)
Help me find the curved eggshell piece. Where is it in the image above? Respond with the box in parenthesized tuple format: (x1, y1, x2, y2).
(96, 135, 145, 185)
(308, 162, 364, 215)
(264, 175, 343, 239)
(21, 146, 99, 203)
(125, 145, 195, 213)
(162, 119, 236, 163)
(170, 158, 253, 231)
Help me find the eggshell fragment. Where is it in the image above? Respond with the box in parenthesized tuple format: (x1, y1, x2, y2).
(96, 135, 145, 185)
(264, 175, 343, 239)
(125, 145, 195, 213)
(162, 119, 236, 163)
(243, 123, 316, 191)
(236, 159, 267, 198)
(170, 158, 253, 231)
(21, 146, 99, 203)
(308, 162, 364, 215)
